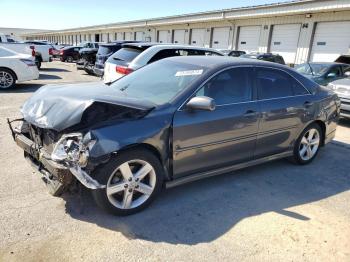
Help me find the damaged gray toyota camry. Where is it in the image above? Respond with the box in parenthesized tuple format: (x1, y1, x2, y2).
(8, 56, 340, 215)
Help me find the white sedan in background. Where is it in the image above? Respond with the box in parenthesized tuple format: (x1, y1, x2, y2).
(0, 47, 39, 89)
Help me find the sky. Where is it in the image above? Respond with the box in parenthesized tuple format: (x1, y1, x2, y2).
(0, 0, 290, 30)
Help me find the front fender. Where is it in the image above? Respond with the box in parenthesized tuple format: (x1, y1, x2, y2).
(88, 112, 172, 166)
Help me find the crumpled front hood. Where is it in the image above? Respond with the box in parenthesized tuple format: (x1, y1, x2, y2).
(21, 81, 155, 131)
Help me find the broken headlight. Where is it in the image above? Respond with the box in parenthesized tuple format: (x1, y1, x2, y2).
(51, 133, 96, 167)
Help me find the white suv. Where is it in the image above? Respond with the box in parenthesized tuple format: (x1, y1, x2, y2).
(103, 43, 224, 84)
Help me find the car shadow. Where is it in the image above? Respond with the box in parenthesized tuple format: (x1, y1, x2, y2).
(64, 142, 350, 245)
(38, 74, 62, 80)
(0, 83, 44, 93)
(39, 68, 70, 72)
(339, 118, 350, 127)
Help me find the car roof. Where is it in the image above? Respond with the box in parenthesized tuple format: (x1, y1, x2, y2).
(122, 42, 223, 52)
(162, 56, 288, 69)
(307, 62, 348, 65)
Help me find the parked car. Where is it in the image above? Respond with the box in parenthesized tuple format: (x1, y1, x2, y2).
(327, 77, 350, 119)
(0, 46, 39, 89)
(104, 43, 224, 83)
(218, 49, 246, 57)
(240, 53, 285, 65)
(23, 41, 53, 68)
(9, 56, 339, 215)
(76, 47, 100, 75)
(94, 41, 139, 77)
(0, 34, 42, 68)
(59, 46, 82, 62)
(295, 62, 350, 86)
(76, 42, 102, 74)
(51, 45, 67, 58)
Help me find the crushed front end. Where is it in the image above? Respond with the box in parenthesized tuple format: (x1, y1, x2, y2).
(8, 118, 105, 196)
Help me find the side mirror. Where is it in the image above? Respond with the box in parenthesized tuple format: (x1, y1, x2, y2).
(186, 96, 216, 111)
(327, 72, 336, 78)
(345, 71, 350, 77)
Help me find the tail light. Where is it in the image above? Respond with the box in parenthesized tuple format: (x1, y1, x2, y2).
(116, 66, 133, 75)
(30, 45, 35, 57)
(49, 48, 53, 55)
(60, 50, 64, 55)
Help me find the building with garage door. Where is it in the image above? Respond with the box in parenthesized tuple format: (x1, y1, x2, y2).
(23, 0, 350, 65)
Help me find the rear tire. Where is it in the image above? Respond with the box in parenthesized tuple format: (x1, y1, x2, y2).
(0, 68, 16, 89)
(92, 148, 164, 216)
(66, 56, 73, 63)
(291, 123, 322, 165)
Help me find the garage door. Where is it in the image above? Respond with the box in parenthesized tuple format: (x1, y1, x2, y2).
(238, 26, 261, 53)
(173, 30, 186, 44)
(158, 30, 170, 43)
(212, 27, 230, 49)
(270, 24, 301, 64)
(310, 21, 350, 62)
(135, 32, 144, 41)
(116, 32, 124, 41)
(102, 33, 108, 42)
(191, 28, 206, 47)
(124, 32, 133, 41)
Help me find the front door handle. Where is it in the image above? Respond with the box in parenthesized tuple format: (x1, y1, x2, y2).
(304, 101, 314, 108)
(244, 110, 257, 117)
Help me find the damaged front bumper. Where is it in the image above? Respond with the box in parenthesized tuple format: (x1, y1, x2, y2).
(8, 119, 105, 194)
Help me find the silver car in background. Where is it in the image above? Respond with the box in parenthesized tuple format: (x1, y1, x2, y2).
(328, 77, 350, 119)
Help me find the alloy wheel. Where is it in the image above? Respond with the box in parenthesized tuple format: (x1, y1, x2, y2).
(0, 71, 14, 89)
(106, 159, 156, 209)
(299, 128, 320, 161)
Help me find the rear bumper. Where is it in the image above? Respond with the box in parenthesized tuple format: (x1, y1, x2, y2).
(94, 67, 104, 77)
(339, 96, 350, 118)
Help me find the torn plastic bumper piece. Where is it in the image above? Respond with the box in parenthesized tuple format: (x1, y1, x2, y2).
(13, 132, 105, 190)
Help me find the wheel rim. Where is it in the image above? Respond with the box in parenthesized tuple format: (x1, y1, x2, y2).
(299, 128, 320, 161)
(106, 159, 156, 209)
(0, 71, 14, 89)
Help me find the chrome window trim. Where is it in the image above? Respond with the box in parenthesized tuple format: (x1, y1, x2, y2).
(177, 64, 311, 112)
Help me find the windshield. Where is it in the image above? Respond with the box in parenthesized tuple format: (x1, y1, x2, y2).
(295, 63, 330, 76)
(110, 59, 208, 105)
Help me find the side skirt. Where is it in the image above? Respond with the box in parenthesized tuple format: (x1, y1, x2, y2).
(166, 151, 293, 188)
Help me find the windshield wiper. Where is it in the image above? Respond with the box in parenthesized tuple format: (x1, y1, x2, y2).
(307, 62, 315, 76)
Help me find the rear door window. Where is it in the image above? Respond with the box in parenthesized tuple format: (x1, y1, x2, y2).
(111, 47, 143, 62)
(256, 68, 301, 99)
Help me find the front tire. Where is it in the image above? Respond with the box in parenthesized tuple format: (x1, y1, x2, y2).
(291, 123, 322, 165)
(0, 68, 16, 89)
(92, 149, 164, 216)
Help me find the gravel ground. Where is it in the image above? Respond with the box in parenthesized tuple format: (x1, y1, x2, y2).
(0, 61, 349, 262)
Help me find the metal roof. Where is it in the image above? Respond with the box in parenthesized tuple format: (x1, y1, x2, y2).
(22, 0, 350, 36)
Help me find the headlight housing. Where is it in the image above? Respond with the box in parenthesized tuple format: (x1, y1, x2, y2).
(51, 133, 96, 167)
(327, 83, 336, 90)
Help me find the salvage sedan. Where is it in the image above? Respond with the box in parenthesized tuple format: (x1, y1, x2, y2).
(9, 56, 340, 215)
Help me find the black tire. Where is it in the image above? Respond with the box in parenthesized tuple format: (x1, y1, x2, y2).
(0, 68, 16, 89)
(92, 148, 164, 216)
(36, 60, 41, 69)
(66, 56, 73, 63)
(291, 123, 323, 165)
